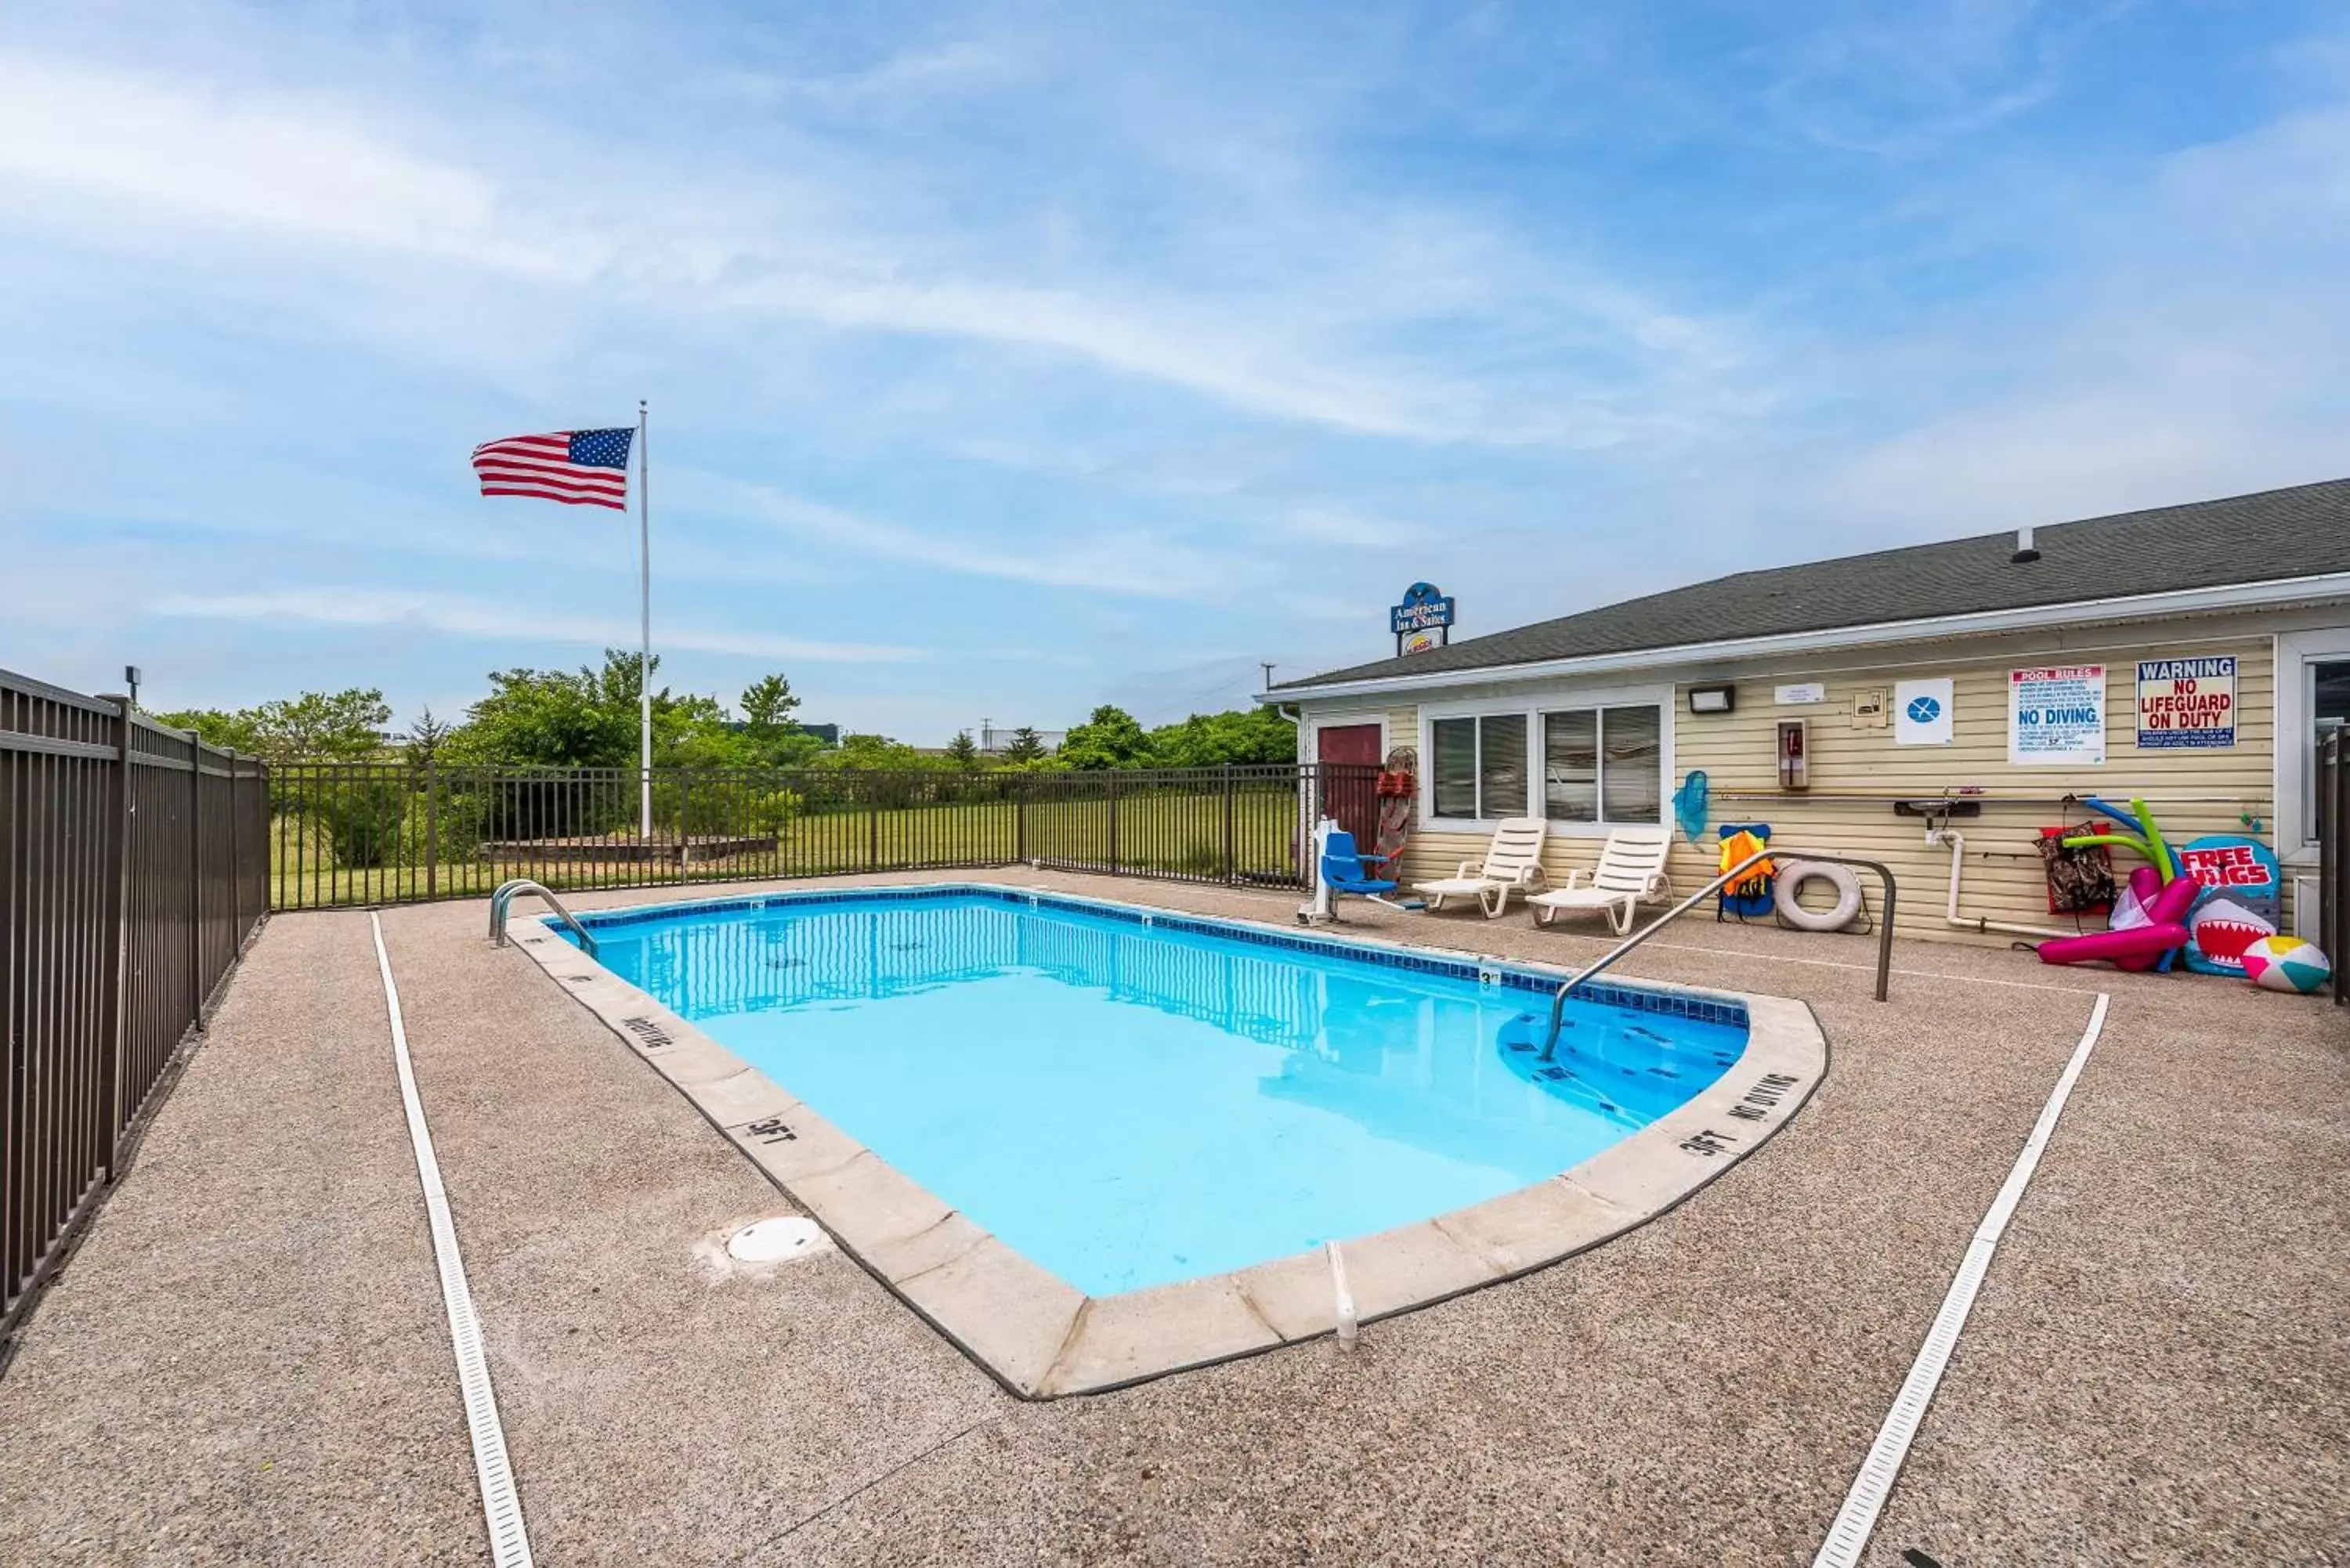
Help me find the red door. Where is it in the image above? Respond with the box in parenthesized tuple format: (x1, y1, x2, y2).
(1316, 724, 1383, 767)
(1315, 724, 1383, 853)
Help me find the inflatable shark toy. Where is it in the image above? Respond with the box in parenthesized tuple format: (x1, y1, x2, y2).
(2186, 895, 2277, 976)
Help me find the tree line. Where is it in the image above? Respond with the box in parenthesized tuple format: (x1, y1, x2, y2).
(159, 649, 1297, 771)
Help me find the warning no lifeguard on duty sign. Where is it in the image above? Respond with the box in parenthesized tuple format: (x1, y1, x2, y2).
(2135, 656, 2236, 750)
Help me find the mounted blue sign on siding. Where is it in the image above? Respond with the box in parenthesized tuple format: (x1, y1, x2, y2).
(1391, 582, 1455, 656)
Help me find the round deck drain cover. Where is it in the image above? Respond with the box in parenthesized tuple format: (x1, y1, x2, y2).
(726, 1216, 826, 1264)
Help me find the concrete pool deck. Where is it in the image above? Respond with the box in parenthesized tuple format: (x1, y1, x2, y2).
(2, 869, 2345, 1563)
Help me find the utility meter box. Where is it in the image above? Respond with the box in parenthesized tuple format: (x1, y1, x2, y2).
(1777, 719, 1810, 790)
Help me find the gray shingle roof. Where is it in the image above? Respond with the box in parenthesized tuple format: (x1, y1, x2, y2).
(1279, 478, 2350, 691)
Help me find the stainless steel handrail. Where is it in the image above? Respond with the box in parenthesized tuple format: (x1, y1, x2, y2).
(1537, 849, 1896, 1060)
(490, 878, 598, 955)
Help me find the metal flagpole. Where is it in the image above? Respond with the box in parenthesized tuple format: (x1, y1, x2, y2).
(637, 399, 653, 842)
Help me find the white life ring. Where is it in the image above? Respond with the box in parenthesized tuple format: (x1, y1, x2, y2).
(1774, 860, 1864, 932)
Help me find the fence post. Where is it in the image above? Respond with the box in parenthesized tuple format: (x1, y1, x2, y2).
(866, 777, 879, 873)
(1014, 775, 1028, 865)
(1107, 771, 1120, 873)
(1222, 764, 1235, 883)
(187, 732, 204, 1028)
(2337, 731, 2347, 1006)
(425, 758, 439, 901)
(2338, 730, 2348, 1006)
(1297, 763, 1314, 889)
(2330, 728, 2345, 1007)
(2323, 730, 2332, 1004)
(228, 752, 240, 944)
(99, 699, 135, 1169)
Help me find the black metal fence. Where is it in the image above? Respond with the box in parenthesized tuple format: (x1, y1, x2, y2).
(269, 761, 1383, 912)
(2321, 726, 2345, 1006)
(3, 670, 267, 1339)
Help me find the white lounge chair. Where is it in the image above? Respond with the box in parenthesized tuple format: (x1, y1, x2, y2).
(1414, 818, 1549, 918)
(1525, 827, 1674, 934)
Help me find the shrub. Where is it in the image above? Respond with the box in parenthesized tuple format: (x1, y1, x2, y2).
(653, 779, 802, 840)
(267, 813, 337, 874)
(468, 773, 636, 842)
(400, 783, 485, 865)
(314, 775, 409, 869)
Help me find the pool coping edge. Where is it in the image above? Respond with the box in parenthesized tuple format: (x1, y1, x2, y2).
(501, 880, 1828, 1400)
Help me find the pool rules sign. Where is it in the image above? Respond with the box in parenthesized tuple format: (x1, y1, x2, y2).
(2136, 656, 2236, 750)
(2008, 665, 2106, 764)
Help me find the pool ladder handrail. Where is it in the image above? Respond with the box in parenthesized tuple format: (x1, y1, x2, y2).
(1536, 848, 1896, 1060)
(490, 878, 598, 956)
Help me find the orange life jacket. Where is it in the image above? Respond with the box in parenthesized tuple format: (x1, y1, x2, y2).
(1719, 829, 1773, 894)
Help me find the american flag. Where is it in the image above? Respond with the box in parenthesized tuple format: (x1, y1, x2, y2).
(472, 428, 634, 509)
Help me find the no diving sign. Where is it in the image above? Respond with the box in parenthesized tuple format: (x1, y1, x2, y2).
(2008, 666, 2106, 765)
(2136, 656, 2236, 750)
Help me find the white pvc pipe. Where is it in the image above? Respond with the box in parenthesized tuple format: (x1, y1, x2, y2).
(1927, 828, 2070, 941)
(1325, 1240, 1358, 1349)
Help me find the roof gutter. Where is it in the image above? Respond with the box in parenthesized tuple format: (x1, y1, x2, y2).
(1258, 569, 2350, 704)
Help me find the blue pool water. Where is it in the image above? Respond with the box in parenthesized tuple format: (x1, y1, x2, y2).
(564, 888, 1745, 1295)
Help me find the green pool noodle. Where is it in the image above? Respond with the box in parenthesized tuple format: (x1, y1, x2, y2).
(2130, 797, 2178, 881)
(2061, 797, 2178, 880)
(2062, 830, 2154, 860)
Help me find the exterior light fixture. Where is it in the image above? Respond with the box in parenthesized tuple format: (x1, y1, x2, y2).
(1687, 685, 1736, 714)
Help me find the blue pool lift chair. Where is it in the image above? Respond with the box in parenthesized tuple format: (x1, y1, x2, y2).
(1300, 819, 1402, 923)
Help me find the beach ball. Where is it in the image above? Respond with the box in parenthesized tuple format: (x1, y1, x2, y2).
(2240, 935, 2330, 994)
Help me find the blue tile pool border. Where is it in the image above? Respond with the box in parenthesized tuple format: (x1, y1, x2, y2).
(551, 881, 1749, 1031)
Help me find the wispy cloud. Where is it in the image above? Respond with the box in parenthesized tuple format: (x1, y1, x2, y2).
(0, 49, 1745, 450)
(690, 471, 1284, 601)
(1660, 89, 2350, 559)
(1759, 1, 2129, 157)
(0, 58, 567, 274)
(1280, 507, 1423, 547)
(148, 591, 923, 663)
(715, 40, 1026, 117)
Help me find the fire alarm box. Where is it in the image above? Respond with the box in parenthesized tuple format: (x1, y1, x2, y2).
(1777, 719, 1810, 790)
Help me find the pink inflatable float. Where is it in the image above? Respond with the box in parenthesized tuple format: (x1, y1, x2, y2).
(2037, 874, 2200, 968)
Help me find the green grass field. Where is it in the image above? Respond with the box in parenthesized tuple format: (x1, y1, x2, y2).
(269, 791, 1308, 910)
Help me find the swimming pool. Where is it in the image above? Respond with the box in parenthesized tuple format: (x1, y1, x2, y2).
(518, 883, 1824, 1395)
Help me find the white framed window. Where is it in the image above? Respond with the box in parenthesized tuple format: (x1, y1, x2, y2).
(2276, 630, 2350, 862)
(1429, 714, 1527, 821)
(1423, 685, 1671, 835)
(1542, 703, 1663, 825)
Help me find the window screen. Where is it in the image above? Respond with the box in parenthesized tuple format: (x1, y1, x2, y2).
(1542, 710, 1597, 822)
(1431, 717, 1477, 818)
(1600, 705, 1662, 823)
(1537, 704, 1664, 823)
(1432, 714, 1530, 818)
(1478, 714, 1528, 820)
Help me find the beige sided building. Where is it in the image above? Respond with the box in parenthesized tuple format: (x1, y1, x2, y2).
(1266, 481, 2350, 945)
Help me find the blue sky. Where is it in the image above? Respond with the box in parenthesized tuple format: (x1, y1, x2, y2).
(5, 1, 2349, 739)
